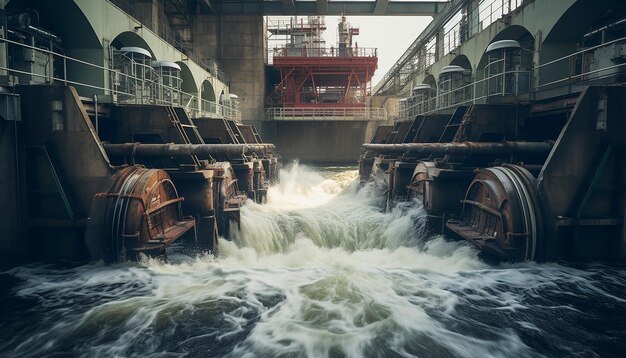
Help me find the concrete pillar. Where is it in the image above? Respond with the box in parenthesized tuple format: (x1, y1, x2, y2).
(467, 0, 480, 37)
(533, 30, 542, 92)
(0, 0, 8, 84)
(193, 14, 266, 130)
(0, 0, 23, 265)
(0, 109, 23, 265)
(436, 30, 444, 62)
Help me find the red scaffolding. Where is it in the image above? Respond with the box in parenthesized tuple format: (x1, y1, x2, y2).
(267, 16, 378, 109)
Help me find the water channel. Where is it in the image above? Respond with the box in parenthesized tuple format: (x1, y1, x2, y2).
(1, 164, 625, 357)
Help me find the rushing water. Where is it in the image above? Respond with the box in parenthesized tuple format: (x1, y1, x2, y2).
(1, 163, 625, 357)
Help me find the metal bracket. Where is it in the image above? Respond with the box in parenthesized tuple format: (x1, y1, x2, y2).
(0, 92, 21, 121)
(596, 91, 607, 131)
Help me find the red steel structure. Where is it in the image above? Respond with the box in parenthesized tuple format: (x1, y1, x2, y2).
(267, 16, 378, 109)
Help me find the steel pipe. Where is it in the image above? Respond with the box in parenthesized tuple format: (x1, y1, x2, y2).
(103, 142, 276, 157)
(362, 141, 554, 155)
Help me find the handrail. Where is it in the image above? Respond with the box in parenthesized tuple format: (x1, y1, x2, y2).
(0, 37, 241, 122)
(265, 107, 388, 122)
(273, 47, 378, 58)
(395, 36, 626, 121)
(107, 0, 228, 82)
(535, 36, 625, 70)
(375, 0, 524, 95)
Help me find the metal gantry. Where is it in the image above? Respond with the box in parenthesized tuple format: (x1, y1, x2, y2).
(374, 0, 524, 96)
(199, 0, 448, 16)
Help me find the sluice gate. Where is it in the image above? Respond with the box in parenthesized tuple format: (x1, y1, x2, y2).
(361, 86, 626, 262)
(361, 0, 626, 263)
(11, 84, 280, 263)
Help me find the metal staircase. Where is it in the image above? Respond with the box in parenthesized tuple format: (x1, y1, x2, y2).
(166, 106, 202, 168)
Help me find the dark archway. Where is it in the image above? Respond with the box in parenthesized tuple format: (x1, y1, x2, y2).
(477, 25, 535, 80)
(176, 61, 197, 95)
(111, 32, 156, 59)
(201, 80, 216, 113)
(423, 74, 437, 93)
(201, 80, 216, 102)
(450, 54, 472, 72)
(7, 0, 103, 96)
(539, 0, 624, 88)
(422, 74, 438, 108)
(475, 25, 534, 97)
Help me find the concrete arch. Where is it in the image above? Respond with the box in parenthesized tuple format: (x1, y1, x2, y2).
(473, 25, 534, 98)
(201, 80, 216, 102)
(201, 80, 216, 113)
(111, 31, 156, 59)
(7, 0, 100, 49)
(176, 61, 197, 94)
(422, 74, 437, 94)
(7, 0, 103, 96)
(477, 25, 535, 79)
(450, 55, 472, 72)
(539, 0, 623, 87)
(492, 25, 535, 50)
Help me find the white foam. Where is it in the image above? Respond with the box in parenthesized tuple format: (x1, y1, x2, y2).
(4, 163, 625, 357)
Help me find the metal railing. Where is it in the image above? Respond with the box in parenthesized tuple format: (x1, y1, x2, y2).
(0, 37, 241, 122)
(265, 107, 388, 122)
(375, 0, 524, 95)
(107, 0, 229, 83)
(397, 69, 530, 120)
(396, 36, 626, 121)
(273, 46, 377, 58)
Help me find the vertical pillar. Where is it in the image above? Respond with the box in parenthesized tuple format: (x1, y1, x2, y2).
(0, 0, 8, 85)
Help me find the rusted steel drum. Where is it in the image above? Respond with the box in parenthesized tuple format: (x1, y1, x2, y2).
(262, 156, 280, 185)
(407, 161, 436, 200)
(386, 161, 416, 211)
(253, 160, 268, 204)
(446, 164, 543, 262)
(86, 166, 195, 261)
(210, 162, 247, 237)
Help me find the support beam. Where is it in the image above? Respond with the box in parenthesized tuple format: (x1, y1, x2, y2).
(103, 143, 276, 157)
(281, 0, 296, 14)
(373, 0, 389, 15)
(363, 141, 554, 155)
(208, 1, 446, 16)
(201, 0, 216, 13)
(316, 0, 328, 15)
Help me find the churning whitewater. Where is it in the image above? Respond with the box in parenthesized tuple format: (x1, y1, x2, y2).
(1, 163, 625, 357)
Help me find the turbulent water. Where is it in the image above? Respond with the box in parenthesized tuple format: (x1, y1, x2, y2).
(1, 163, 625, 357)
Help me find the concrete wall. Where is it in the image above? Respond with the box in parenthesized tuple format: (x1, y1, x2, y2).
(193, 14, 266, 127)
(381, 0, 580, 98)
(268, 121, 376, 164)
(6, 0, 230, 101)
(0, 0, 26, 266)
(371, 95, 403, 121)
(0, 115, 25, 265)
(81, 0, 229, 99)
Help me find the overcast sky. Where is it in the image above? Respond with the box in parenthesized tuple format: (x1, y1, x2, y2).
(320, 16, 432, 85)
(267, 16, 432, 87)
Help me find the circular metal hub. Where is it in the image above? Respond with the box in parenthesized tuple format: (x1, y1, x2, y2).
(446, 164, 543, 261)
(87, 166, 194, 261)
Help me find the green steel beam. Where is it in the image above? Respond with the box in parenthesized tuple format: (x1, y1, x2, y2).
(316, 0, 328, 15)
(281, 0, 296, 14)
(373, 0, 389, 15)
(205, 1, 446, 16)
(201, 0, 216, 13)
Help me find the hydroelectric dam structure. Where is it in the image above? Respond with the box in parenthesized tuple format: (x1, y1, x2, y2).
(362, 0, 625, 263)
(0, 1, 625, 357)
(0, 0, 623, 265)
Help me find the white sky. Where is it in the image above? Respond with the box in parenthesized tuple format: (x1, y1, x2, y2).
(322, 16, 432, 85)
(267, 16, 433, 87)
